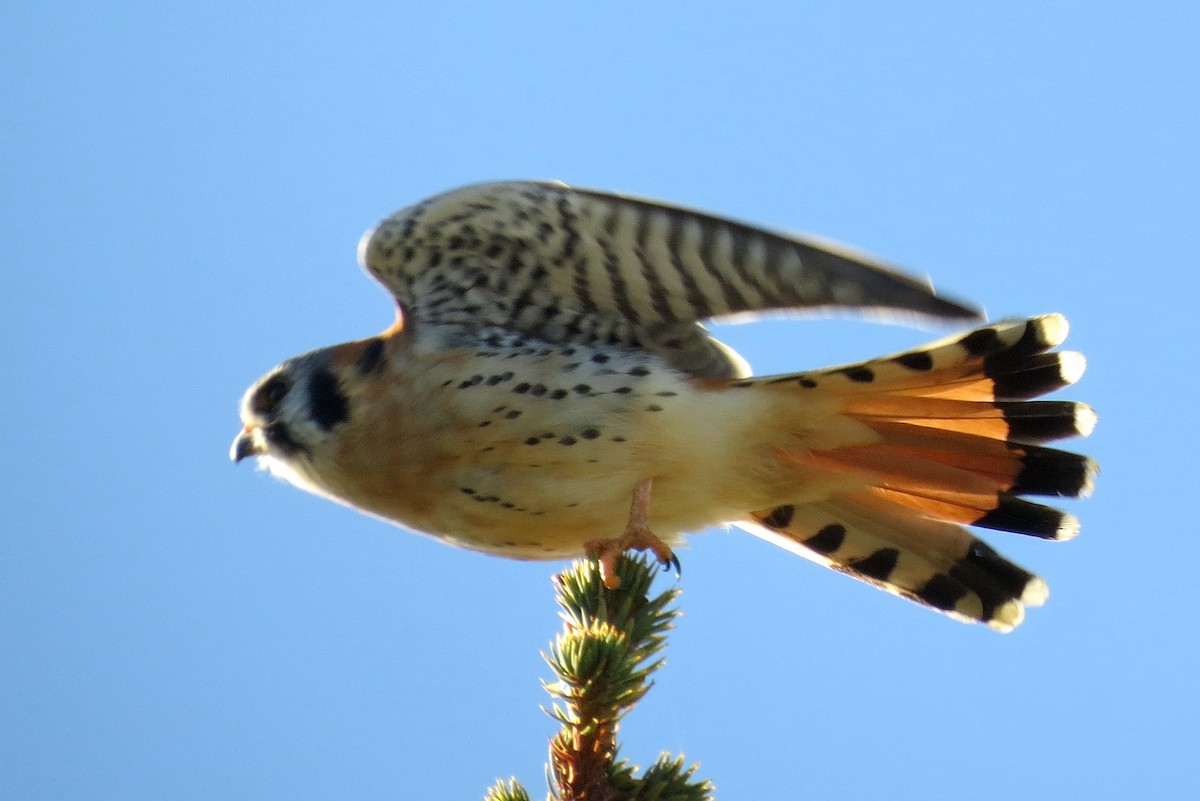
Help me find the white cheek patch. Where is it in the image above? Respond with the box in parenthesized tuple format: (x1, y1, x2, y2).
(260, 454, 319, 493)
(258, 453, 346, 510)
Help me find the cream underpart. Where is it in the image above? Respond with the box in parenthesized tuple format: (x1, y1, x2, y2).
(279, 339, 873, 560)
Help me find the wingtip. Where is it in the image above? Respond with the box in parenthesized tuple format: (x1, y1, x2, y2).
(926, 291, 986, 323)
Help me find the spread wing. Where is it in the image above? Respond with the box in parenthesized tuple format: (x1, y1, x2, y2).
(358, 181, 982, 378)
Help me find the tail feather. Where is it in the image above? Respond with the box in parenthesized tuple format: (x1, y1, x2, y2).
(791, 446, 1080, 540)
(836, 396, 1092, 444)
(771, 315, 1079, 401)
(740, 314, 1095, 630)
(856, 420, 1094, 496)
(746, 492, 1046, 632)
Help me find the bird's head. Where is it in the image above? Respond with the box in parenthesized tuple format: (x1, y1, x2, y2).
(231, 336, 390, 489)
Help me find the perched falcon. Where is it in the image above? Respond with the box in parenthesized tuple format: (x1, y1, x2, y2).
(232, 181, 1096, 631)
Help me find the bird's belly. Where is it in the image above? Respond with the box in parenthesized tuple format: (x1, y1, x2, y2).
(404, 447, 765, 560)
(322, 344, 785, 560)
(422, 461, 656, 559)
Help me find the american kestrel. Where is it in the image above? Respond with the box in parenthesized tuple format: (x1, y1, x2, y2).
(232, 181, 1095, 631)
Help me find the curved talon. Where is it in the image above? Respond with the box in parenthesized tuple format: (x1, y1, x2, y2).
(584, 531, 676, 590)
(585, 477, 677, 590)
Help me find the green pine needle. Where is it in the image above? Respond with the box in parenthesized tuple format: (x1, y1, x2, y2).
(484, 554, 713, 801)
(483, 777, 532, 801)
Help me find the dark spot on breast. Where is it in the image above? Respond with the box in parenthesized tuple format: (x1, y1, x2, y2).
(655, 391, 678, 397)
(530, 384, 547, 396)
(514, 383, 531, 394)
(355, 339, 386, 374)
(580, 428, 601, 439)
(842, 366, 875, 383)
(559, 436, 577, 446)
(592, 353, 610, 364)
(458, 375, 483, 389)
(486, 372, 514, 386)
(894, 351, 934, 371)
(645, 404, 663, 412)
(574, 384, 592, 394)
(798, 377, 817, 388)
(504, 410, 522, 419)
(613, 387, 633, 395)
(550, 389, 568, 399)
(307, 369, 349, 431)
(524, 437, 541, 446)
(629, 366, 650, 377)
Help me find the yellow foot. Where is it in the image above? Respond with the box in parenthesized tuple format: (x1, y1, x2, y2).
(584, 478, 680, 589)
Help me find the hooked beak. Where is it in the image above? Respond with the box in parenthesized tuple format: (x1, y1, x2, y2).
(231, 426, 264, 463)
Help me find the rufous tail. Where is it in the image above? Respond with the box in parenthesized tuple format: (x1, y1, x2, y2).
(741, 314, 1096, 631)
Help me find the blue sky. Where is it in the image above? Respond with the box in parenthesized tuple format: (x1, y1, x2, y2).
(3, 2, 1197, 798)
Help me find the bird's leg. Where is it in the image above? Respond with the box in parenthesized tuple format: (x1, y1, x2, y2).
(585, 478, 680, 590)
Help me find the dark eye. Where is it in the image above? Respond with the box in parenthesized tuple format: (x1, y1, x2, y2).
(253, 376, 290, 415)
